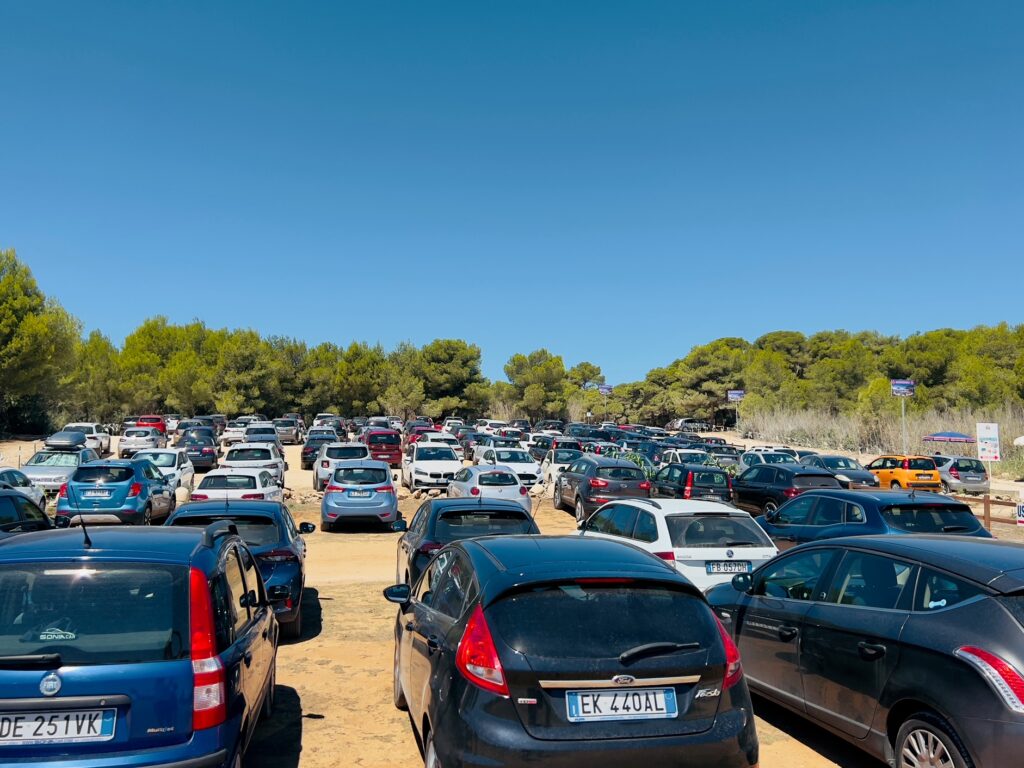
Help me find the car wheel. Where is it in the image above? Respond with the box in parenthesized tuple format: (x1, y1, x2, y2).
(575, 498, 586, 523)
(762, 501, 778, 516)
(141, 506, 152, 526)
(393, 642, 408, 710)
(891, 480, 902, 489)
(282, 606, 303, 640)
(261, 660, 276, 720)
(424, 731, 441, 768)
(896, 713, 971, 768)
(320, 520, 333, 533)
(552, 482, 565, 510)
(941, 482, 951, 494)
(167, 495, 176, 516)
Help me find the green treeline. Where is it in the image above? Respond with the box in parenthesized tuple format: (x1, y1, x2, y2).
(2, 249, 1023, 432)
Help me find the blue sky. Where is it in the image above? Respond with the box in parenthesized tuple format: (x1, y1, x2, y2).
(2, 1, 1021, 383)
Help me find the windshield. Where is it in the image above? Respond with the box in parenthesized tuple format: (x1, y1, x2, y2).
(822, 457, 862, 470)
(596, 466, 646, 481)
(72, 466, 134, 484)
(434, 510, 533, 543)
(763, 453, 798, 464)
(227, 449, 272, 462)
(326, 447, 367, 460)
(171, 515, 282, 547)
(133, 452, 175, 468)
(478, 471, 518, 486)
(881, 504, 982, 533)
(124, 429, 153, 438)
(0, 563, 188, 665)
(667, 515, 771, 547)
(369, 433, 400, 445)
(198, 474, 257, 490)
(333, 467, 389, 485)
(417, 447, 457, 462)
(26, 452, 80, 467)
(553, 449, 583, 464)
(495, 450, 531, 464)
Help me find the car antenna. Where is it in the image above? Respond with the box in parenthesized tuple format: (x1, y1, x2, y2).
(64, 483, 93, 548)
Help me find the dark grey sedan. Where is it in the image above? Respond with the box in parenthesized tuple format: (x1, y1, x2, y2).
(799, 454, 879, 488)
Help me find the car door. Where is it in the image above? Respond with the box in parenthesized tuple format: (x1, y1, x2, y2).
(732, 548, 841, 709)
(762, 495, 817, 551)
(866, 458, 889, 487)
(238, 544, 275, 720)
(397, 504, 429, 583)
(733, 467, 767, 513)
(801, 494, 849, 544)
(178, 453, 195, 489)
(800, 550, 914, 738)
(141, 463, 169, 515)
(653, 466, 681, 498)
(401, 551, 450, 717)
(221, 547, 258, 727)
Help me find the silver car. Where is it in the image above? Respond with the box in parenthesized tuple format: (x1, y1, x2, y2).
(0, 466, 46, 510)
(932, 455, 991, 495)
(446, 465, 533, 513)
(20, 445, 100, 496)
(119, 427, 167, 457)
(273, 418, 301, 445)
(314, 442, 372, 491)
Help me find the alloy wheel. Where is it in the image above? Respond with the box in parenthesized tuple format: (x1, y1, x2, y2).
(899, 728, 955, 768)
(575, 498, 585, 523)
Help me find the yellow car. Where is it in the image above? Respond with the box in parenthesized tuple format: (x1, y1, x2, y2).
(865, 455, 942, 490)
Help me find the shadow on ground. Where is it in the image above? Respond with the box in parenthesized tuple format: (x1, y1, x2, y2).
(281, 586, 323, 645)
(247, 685, 302, 768)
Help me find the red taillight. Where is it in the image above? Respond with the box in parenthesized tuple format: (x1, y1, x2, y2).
(58, 484, 68, 499)
(638, 481, 651, 491)
(456, 604, 508, 696)
(376, 485, 395, 494)
(589, 477, 609, 488)
(949, 466, 960, 479)
(262, 548, 298, 563)
(201, 448, 215, 455)
(902, 458, 910, 470)
(321, 460, 330, 468)
(654, 551, 675, 562)
(241, 493, 265, 500)
(189, 568, 226, 730)
(519, 485, 528, 495)
(956, 646, 1024, 713)
(325, 485, 344, 492)
(714, 613, 743, 690)
(127, 482, 143, 498)
(783, 487, 801, 498)
(470, 487, 480, 496)
(190, 493, 209, 500)
(683, 472, 694, 499)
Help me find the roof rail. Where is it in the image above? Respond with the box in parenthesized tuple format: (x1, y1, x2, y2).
(202, 520, 239, 548)
(631, 498, 662, 510)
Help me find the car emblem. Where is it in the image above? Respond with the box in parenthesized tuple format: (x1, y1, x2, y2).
(39, 673, 61, 697)
(726, 549, 734, 558)
(611, 674, 635, 686)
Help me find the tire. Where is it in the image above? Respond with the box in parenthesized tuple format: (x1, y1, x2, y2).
(941, 482, 951, 494)
(167, 495, 176, 516)
(282, 605, 303, 640)
(141, 506, 152, 526)
(891, 480, 902, 489)
(895, 713, 972, 768)
(553, 482, 566, 510)
(575, 498, 587, 524)
(393, 642, 408, 710)
(424, 730, 441, 768)
(261, 660, 276, 720)
(762, 501, 778, 516)
(320, 520, 333, 533)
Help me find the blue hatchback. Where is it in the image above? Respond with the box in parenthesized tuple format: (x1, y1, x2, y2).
(0, 524, 277, 767)
(55, 459, 175, 526)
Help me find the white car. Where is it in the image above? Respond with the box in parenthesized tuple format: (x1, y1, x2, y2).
(421, 432, 463, 459)
(307, 426, 340, 442)
(63, 423, 111, 455)
(189, 468, 283, 502)
(475, 447, 542, 487)
(579, 498, 778, 592)
(220, 420, 248, 445)
(222, 442, 287, 485)
(164, 414, 182, 433)
(401, 442, 463, 491)
(471, 436, 522, 464)
(0, 466, 46, 510)
(314, 442, 371, 491)
(539, 448, 584, 495)
(446, 465, 532, 513)
(477, 419, 508, 435)
(132, 449, 196, 492)
(660, 448, 714, 467)
(313, 413, 338, 427)
(442, 418, 465, 433)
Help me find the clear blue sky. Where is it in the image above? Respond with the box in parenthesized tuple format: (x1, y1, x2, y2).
(2, 1, 1021, 383)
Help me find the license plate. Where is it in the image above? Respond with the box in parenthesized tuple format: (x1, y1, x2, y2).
(706, 561, 751, 574)
(0, 708, 115, 745)
(916, 474, 932, 479)
(348, 490, 370, 497)
(82, 490, 110, 498)
(566, 688, 677, 723)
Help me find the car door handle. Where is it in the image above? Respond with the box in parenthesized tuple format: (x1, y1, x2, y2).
(405, 621, 415, 632)
(858, 641, 887, 661)
(778, 625, 799, 642)
(426, 635, 441, 653)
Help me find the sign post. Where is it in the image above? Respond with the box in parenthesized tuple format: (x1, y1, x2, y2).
(890, 380, 915, 454)
(727, 390, 745, 432)
(977, 422, 1001, 484)
(598, 384, 613, 422)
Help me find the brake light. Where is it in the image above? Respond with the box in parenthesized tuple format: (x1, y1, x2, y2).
(190, 493, 209, 500)
(201, 448, 215, 455)
(189, 568, 226, 730)
(470, 487, 480, 496)
(949, 466, 960, 479)
(654, 551, 675, 562)
(783, 487, 801, 498)
(589, 477, 609, 488)
(262, 463, 278, 469)
(376, 485, 395, 494)
(241, 493, 265, 500)
(456, 604, 508, 696)
(262, 549, 298, 563)
(58, 484, 67, 499)
(638, 480, 651, 491)
(519, 485, 528, 496)
(714, 613, 743, 690)
(955, 646, 1024, 713)
(127, 482, 143, 498)
(902, 458, 910, 470)
(321, 460, 330, 468)
(325, 484, 344, 492)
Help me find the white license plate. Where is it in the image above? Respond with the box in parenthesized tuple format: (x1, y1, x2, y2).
(916, 474, 932, 479)
(348, 490, 371, 497)
(706, 561, 751, 574)
(566, 688, 677, 723)
(82, 490, 110, 498)
(0, 709, 115, 745)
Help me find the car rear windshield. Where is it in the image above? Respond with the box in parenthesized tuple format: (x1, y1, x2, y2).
(26, 452, 79, 467)
(763, 453, 797, 464)
(478, 472, 518, 486)
(434, 510, 533, 543)
(171, 515, 282, 547)
(134, 452, 175, 467)
(956, 459, 986, 472)
(72, 467, 134, 484)
(273, 420, 296, 427)
(908, 458, 937, 470)
(689, 470, 729, 487)
(228, 449, 272, 462)
(369, 433, 400, 445)
(185, 437, 215, 447)
(595, 466, 646, 481)
(489, 583, 711, 659)
(880, 504, 982, 533)
(246, 428, 276, 437)
(199, 475, 257, 490)
(124, 429, 153, 438)
(326, 447, 367, 460)
(793, 474, 842, 489)
(0, 562, 188, 665)
(667, 515, 772, 548)
(333, 467, 389, 485)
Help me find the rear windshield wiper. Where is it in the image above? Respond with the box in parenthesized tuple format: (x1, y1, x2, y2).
(722, 540, 759, 547)
(0, 654, 63, 670)
(619, 642, 700, 665)
(942, 525, 971, 532)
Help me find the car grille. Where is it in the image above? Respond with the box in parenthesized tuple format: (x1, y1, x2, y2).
(428, 472, 455, 480)
(519, 474, 537, 483)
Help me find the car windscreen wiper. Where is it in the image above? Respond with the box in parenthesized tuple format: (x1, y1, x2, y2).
(942, 525, 971, 532)
(619, 641, 700, 665)
(0, 654, 63, 670)
(722, 540, 759, 547)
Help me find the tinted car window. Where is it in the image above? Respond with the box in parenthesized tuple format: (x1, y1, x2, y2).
(0, 498, 20, 526)
(72, 466, 134, 483)
(416, 447, 457, 462)
(809, 496, 846, 526)
(907, 458, 937, 471)
(199, 474, 257, 490)
(827, 552, 914, 610)
(667, 515, 772, 548)
(225, 549, 250, 634)
(603, 505, 639, 537)
(0, 562, 187, 664)
(756, 549, 836, 601)
(333, 467, 389, 485)
(478, 472, 518, 487)
(916, 568, 983, 611)
(429, 553, 473, 619)
(596, 466, 646, 482)
(369, 433, 400, 445)
(433, 510, 534, 543)
(489, 584, 713, 659)
(880, 504, 982, 533)
(227, 448, 272, 461)
(633, 512, 658, 543)
(793, 474, 842, 489)
(775, 496, 815, 524)
(171, 514, 283, 547)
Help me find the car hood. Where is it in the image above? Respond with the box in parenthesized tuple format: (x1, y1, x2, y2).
(22, 465, 75, 481)
(413, 461, 463, 472)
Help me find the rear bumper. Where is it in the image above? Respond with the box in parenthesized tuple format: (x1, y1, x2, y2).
(321, 495, 398, 523)
(947, 479, 991, 494)
(5, 748, 228, 768)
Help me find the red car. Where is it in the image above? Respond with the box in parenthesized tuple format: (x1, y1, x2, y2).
(361, 429, 402, 466)
(137, 414, 167, 434)
(406, 426, 441, 447)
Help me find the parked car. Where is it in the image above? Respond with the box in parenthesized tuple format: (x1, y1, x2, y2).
(301, 434, 336, 470)
(220, 420, 248, 446)
(394, 498, 540, 586)
(420, 431, 464, 458)
(470, 435, 523, 463)
(132, 448, 196, 492)
(55, 458, 176, 525)
(0, 523, 278, 766)
(707, 445, 742, 469)
(121, 415, 140, 433)
(653, 463, 735, 504)
(273, 418, 302, 445)
(136, 414, 168, 434)
(306, 425, 340, 442)
(173, 418, 202, 437)
(118, 427, 168, 457)
(0, 487, 52, 535)
(176, 426, 219, 453)
(20, 433, 100, 497)
(222, 443, 287, 485)
(164, 413, 182, 432)
(446, 466, 532, 513)
(732, 465, 842, 516)
(320, 460, 398, 531)
(660, 448, 714, 467)
(182, 435, 220, 471)
(360, 429, 403, 466)
(386, 535, 758, 768)
(539, 448, 583, 491)
(473, 447, 542, 487)
(190, 468, 284, 503)
(865, 455, 942, 490)
(579, 498, 777, 591)
(799, 454, 880, 488)
(242, 423, 283, 449)
(313, 442, 372, 491)
(167, 500, 315, 638)
(0, 466, 46, 510)
(553, 454, 652, 522)
(931, 455, 991, 495)
(401, 442, 463, 491)
(737, 451, 798, 473)
(706, 535, 1024, 768)
(62, 422, 111, 454)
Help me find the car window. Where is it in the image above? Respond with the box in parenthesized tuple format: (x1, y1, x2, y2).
(668, 515, 772, 548)
(224, 548, 251, 634)
(633, 512, 658, 543)
(808, 496, 845, 526)
(604, 505, 639, 537)
(827, 552, 914, 610)
(667, 467, 683, 484)
(845, 502, 867, 523)
(880, 503, 982, 534)
(12, 495, 44, 522)
(410, 505, 428, 535)
(915, 568, 983, 611)
(0, 498, 20, 526)
(415, 551, 448, 602)
(775, 496, 816, 525)
(239, 547, 263, 604)
(587, 506, 618, 534)
(429, 552, 473, 619)
(755, 549, 837, 601)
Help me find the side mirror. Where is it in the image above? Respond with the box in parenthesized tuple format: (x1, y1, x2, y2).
(391, 519, 408, 533)
(731, 573, 752, 593)
(240, 589, 259, 608)
(299, 522, 316, 534)
(383, 584, 412, 604)
(557, 466, 566, 473)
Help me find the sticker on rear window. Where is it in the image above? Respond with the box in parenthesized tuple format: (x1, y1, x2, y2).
(39, 628, 76, 641)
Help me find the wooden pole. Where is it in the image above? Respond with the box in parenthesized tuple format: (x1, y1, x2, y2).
(984, 494, 991, 531)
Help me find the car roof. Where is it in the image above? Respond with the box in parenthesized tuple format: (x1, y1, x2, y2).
(581, 454, 636, 467)
(204, 467, 262, 476)
(621, 499, 747, 517)
(0, 527, 210, 564)
(331, 458, 390, 469)
(424, 498, 527, 515)
(795, 488, 960, 504)
(174, 500, 284, 518)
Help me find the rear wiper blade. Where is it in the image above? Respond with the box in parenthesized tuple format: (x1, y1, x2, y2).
(0, 654, 63, 670)
(619, 642, 700, 665)
(722, 540, 758, 547)
(942, 525, 970, 532)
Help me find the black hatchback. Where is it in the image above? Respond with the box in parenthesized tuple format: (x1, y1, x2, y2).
(732, 465, 841, 516)
(385, 535, 759, 768)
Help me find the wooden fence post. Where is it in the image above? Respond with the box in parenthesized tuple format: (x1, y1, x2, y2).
(984, 494, 991, 531)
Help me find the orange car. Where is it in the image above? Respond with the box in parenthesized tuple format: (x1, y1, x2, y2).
(865, 455, 942, 490)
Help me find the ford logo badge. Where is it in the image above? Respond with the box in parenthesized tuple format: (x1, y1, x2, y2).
(39, 673, 62, 697)
(611, 674, 635, 686)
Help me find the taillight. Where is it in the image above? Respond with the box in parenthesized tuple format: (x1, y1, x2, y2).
(589, 477, 609, 488)
(470, 487, 480, 496)
(58, 484, 68, 499)
(201, 448, 215, 455)
(654, 551, 675, 562)
(783, 487, 801, 498)
(949, 466, 960, 479)
(638, 481, 651, 491)
(189, 568, 226, 730)
(455, 604, 508, 696)
(241, 493, 265, 500)
(376, 485, 395, 494)
(955, 646, 1024, 713)
(127, 482, 143, 498)
(321, 460, 330, 468)
(190, 493, 209, 500)
(902, 458, 910, 470)
(262, 549, 298, 563)
(683, 472, 694, 499)
(714, 613, 743, 690)
(519, 485, 528, 495)
(262, 463, 278, 469)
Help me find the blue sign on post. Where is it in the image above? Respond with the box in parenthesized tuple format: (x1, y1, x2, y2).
(598, 385, 613, 396)
(727, 390, 746, 403)
(890, 379, 916, 397)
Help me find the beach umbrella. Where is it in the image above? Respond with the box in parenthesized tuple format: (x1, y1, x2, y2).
(922, 431, 976, 444)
